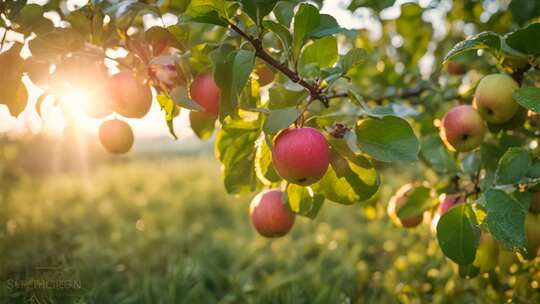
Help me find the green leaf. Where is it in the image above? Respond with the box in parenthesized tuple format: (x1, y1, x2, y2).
(514, 86, 540, 113)
(444, 31, 501, 62)
(241, 0, 279, 24)
(505, 23, 540, 56)
(436, 204, 480, 265)
(14, 4, 54, 35)
(484, 189, 529, 251)
(273, 1, 295, 27)
(145, 26, 176, 55)
(495, 147, 531, 185)
(65, 7, 92, 35)
(255, 137, 281, 184)
(170, 86, 205, 111)
(286, 184, 325, 219)
(313, 152, 379, 205)
(263, 20, 292, 56)
(461, 152, 481, 177)
(356, 115, 419, 162)
(300, 36, 338, 73)
(28, 28, 85, 60)
(419, 135, 457, 174)
(183, 0, 228, 26)
(268, 83, 307, 109)
(262, 107, 298, 135)
(509, 1, 540, 25)
(215, 117, 262, 194)
(395, 3, 432, 67)
(0, 44, 28, 117)
(396, 186, 434, 219)
(210, 46, 255, 120)
(189, 111, 215, 140)
(527, 159, 540, 178)
(292, 3, 320, 60)
(157, 94, 180, 139)
(0, 80, 28, 117)
(308, 14, 343, 39)
(340, 48, 367, 72)
(348, 0, 395, 11)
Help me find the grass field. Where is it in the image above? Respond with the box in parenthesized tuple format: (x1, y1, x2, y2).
(0, 151, 534, 303)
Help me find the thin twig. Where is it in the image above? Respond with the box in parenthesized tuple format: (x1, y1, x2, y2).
(228, 22, 329, 107)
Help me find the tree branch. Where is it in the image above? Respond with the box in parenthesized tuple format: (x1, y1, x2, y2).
(327, 85, 433, 105)
(228, 22, 329, 107)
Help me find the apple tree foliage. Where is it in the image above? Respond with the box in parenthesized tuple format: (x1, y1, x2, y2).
(2, 0, 540, 286)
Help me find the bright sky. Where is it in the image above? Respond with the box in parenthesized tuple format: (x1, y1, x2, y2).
(0, 0, 436, 139)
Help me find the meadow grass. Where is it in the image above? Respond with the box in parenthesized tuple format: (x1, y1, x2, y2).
(0, 155, 527, 303)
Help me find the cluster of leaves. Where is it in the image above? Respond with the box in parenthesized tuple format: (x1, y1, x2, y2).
(2, 0, 540, 284)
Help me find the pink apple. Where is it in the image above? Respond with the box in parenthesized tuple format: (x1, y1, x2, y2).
(250, 190, 295, 238)
(189, 72, 220, 118)
(109, 72, 152, 119)
(439, 193, 465, 214)
(272, 127, 330, 186)
(440, 105, 486, 152)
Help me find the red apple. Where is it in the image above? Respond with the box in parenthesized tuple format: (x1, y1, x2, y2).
(109, 72, 152, 119)
(189, 72, 220, 118)
(98, 119, 134, 154)
(440, 105, 486, 152)
(250, 190, 295, 238)
(272, 127, 330, 186)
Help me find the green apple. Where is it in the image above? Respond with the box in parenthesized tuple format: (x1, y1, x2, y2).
(473, 74, 519, 124)
(526, 213, 540, 259)
(473, 233, 499, 273)
(530, 191, 540, 214)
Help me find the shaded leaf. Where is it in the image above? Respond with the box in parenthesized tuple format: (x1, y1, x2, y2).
(436, 204, 480, 265)
(484, 188, 528, 251)
(495, 147, 531, 185)
(356, 115, 419, 162)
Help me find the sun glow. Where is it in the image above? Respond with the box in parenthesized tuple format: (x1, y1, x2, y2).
(41, 85, 105, 137)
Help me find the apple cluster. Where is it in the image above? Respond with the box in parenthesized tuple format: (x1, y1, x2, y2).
(175, 70, 327, 238)
(439, 73, 520, 153)
(93, 72, 153, 154)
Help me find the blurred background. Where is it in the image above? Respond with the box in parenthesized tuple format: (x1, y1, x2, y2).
(1, 0, 540, 303)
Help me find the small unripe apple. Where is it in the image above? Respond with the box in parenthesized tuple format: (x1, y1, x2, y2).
(440, 105, 486, 152)
(387, 184, 424, 228)
(526, 213, 540, 259)
(189, 72, 220, 118)
(250, 189, 295, 238)
(109, 72, 152, 119)
(473, 73, 519, 124)
(530, 191, 540, 214)
(98, 119, 134, 154)
(272, 127, 330, 186)
(473, 233, 499, 273)
(439, 193, 465, 214)
(255, 65, 275, 86)
(446, 61, 466, 75)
